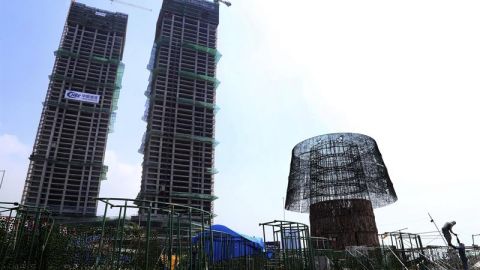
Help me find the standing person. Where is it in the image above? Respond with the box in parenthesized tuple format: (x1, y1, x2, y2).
(456, 237, 469, 270)
(441, 221, 457, 248)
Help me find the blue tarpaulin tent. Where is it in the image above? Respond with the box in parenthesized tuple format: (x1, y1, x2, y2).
(193, 224, 264, 262)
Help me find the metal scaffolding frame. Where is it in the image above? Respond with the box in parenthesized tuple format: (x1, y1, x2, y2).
(285, 133, 397, 212)
(260, 220, 314, 270)
(21, 2, 128, 217)
(137, 0, 220, 223)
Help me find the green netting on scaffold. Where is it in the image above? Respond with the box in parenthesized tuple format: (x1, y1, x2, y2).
(154, 36, 171, 46)
(107, 63, 125, 134)
(43, 100, 111, 113)
(108, 112, 116, 133)
(206, 168, 219, 174)
(150, 66, 168, 76)
(138, 132, 147, 154)
(175, 133, 219, 145)
(152, 37, 222, 63)
(55, 48, 121, 65)
(177, 97, 219, 112)
(182, 42, 222, 63)
(49, 73, 115, 89)
(111, 88, 121, 111)
(170, 191, 218, 201)
(100, 165, 108, 180)
(115, 62, 125, 89)
(145, 130, 219, 146)
(149, 67, 220, 89)
(29, 155, 103, 167)
(179, 70, 220, 88)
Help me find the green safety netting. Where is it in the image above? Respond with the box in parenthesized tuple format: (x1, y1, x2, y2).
(150, 66, 168, 76)
(179, 70, 220, 88)
(177, 97, 219, 112)
(43, 100, 111, 113)
(154, 36, 171, 46)
(141, 99, 150, 122)
(111, 90, 120, 111)
(206, 168, 219, 174)
(170, 191, 218, 201)
(108, 63, 125, 133)
(49, 73, 114, 89)
(55, 48, 121, 65)
(153, 36, 222, 63)
(146, 42, 158, 71)
(182, 42, 222, 63)
(114, 62, 125, 89)
(148, 67, 219, 89)
(138, 132, 147, 154)
(175, 132, 219, 145)
(108, 112, 116, 133)
(144, 130, 218, 146)
(100, 165, 108, 180)
(29, 155, 103, 167)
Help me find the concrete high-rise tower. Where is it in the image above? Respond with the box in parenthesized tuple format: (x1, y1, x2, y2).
(138, 0, 221, 221)
(21, 3, 128, 216)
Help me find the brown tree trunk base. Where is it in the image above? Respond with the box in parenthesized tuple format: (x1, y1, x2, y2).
(310, 199, 379, 249)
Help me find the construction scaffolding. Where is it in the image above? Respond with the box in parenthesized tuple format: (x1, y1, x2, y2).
(260, 220, 314, 270)
(0, 199, 265, 270)
(285, 133, 398, 249)
(137, 0, 220, 222)
(0, 202, 55, 269)
(21, 2, 128, 216)
(2, 203, 478, 270)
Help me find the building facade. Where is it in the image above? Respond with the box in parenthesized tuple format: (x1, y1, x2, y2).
(21, 3, 128, 216)
(138, 0, 220, 221)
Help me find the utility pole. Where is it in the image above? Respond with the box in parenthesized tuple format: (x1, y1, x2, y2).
(0, 170, 5, 190)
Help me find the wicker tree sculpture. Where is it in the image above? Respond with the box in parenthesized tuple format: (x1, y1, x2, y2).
(285, 133, 397, 249)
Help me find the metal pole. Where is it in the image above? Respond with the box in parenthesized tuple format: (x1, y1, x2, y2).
(112, 205, 122, 267)
(177, 212, 181, 269)
(209, 215, 214, 269)
(169, 206, 173, 270)
(96, 200, 109, 268)
(188, 208, 192, 270)
(280, 221, 287, 269)
(0, 207, 14, 265)
(473, 234, 479, 260)
(39, 213, 54, 269)
(117, 201, 128, 269)
(145, 206, 151, 270)
(0, 170, 5, 190)
(428, 213, 448, 246)
(28, 209, 41, 265)
(399, 233, 406, 262)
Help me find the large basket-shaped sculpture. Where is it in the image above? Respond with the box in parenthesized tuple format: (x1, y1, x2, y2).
(285, 133, 397, 249)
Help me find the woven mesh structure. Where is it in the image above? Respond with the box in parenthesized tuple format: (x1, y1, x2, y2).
(285, 133, 397, 213)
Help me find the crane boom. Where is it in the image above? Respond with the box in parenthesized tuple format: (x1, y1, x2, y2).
(110, 0, 152, 12)
(215, 0, 232, 7)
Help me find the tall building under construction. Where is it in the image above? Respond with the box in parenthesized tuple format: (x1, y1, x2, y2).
(21, 3, 128, 216)
(138, 0, 221, 221)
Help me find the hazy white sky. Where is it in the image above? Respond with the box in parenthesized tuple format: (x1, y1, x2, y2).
(1, 0, 479, 246)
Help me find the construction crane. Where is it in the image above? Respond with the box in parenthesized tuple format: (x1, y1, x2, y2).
(110, 0, 152, 12)
(215, 0, 232, 7)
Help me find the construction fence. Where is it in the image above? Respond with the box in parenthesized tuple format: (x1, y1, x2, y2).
(1, 201, 478, 269)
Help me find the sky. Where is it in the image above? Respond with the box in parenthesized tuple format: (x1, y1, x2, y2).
(1, 0, 479, 246)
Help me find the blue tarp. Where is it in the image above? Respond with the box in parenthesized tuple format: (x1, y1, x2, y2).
(193, 224, 264, 262)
